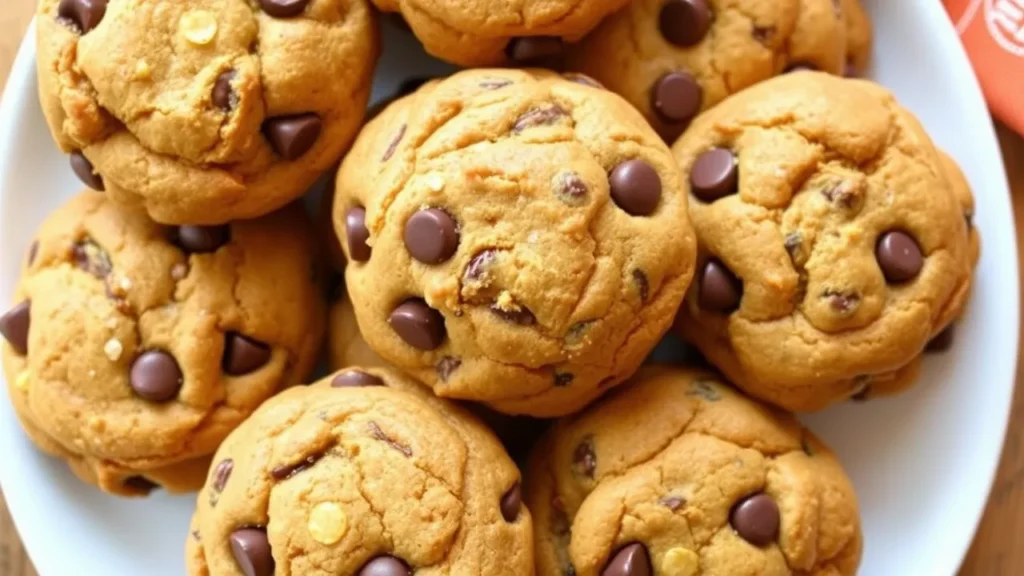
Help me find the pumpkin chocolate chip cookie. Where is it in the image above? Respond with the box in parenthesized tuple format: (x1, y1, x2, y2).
(525, 366, 862, 576)
(332, 69, 697, 417)
(36, 0, 379, 224)
(186, 367, 533, 575)
(670, 72, 974, 411)
(0, 191, 324, 496)
(565, 0, 859, 142)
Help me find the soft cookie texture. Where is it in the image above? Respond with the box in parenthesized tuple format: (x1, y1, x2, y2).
(333, 69, 697, 417)
(525, 367, 862, 576)
(36, 0, 379, 224)
(371, 0, 628, 67)
(0, 191, 324, 496)
(186, 367, 533, 575)
(670, 73, 974, 411)
(565, 0, 859, 142)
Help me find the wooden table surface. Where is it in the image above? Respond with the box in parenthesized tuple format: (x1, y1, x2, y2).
(1, 5, 1024, 576)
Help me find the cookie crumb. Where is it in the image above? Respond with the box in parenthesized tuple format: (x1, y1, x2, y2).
(104, 338, 124, 361)
(308, 502, 348, 545)
(134, 59, 152, 80)
(180, 11, 218, 45)
(425, 173, 446, 192)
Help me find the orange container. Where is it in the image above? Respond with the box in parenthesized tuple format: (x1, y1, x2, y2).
(944, 0, 1024, 136)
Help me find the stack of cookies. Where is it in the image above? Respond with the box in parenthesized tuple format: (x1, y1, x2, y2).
(2, 1, 979, 575)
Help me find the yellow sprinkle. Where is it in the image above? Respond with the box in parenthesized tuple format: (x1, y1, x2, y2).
(14, 371, 30, 391)
(661, 547, 699, 576)
(180, 11, 218, 46)
(104, 338, 123, 361)
(308, 502, 347, 545)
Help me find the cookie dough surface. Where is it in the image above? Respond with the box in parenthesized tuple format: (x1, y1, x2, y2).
(186, 367, 532, 575)
(670, 73, 973, 411)
(525, 367, 862, 576)
(333, 69, 697, 417)
(0, 191, 324, 496)
(36, 0, 379, 224)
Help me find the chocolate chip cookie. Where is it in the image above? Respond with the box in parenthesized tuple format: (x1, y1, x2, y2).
(0, 191, 325, 496)
(186, 367, 533, 575)
(36, 0, 379, 224)
(371, 0, 627, 67)
(333, 69, 697, 417)
(565, 0, 854, 142)
(525, 366, 862, 576)
(670, 72, 974, 411)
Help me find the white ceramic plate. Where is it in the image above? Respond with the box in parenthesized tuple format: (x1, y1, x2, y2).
(0, 1, 1017, 574)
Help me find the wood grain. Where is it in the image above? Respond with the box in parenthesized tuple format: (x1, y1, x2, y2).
(0, 3, 1022, 575)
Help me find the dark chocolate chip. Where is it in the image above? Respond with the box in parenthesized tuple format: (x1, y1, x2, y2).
(876, 230, 923, 283)
(345, 206, 372, 262)
(698, 259, 742, 313)
(58, 0, 107, 34)
(382, 124, 406, 161)
(501, 482, 522, 522)
(358, 556, 410, 576)
(230, 527, 275, 576)
(602, 543, 651, 576)
(801, 436, 814, 456)
(263, 113, 322, 160)
(72, 239, 112, 279)
(389, 299, 446, 350)
(572, 437, 596, 478)
(965, 211, 974, 230)
(211, 459, 234, 493)
(506, 37, 563, 64)
(259, 0, 311, 18)
(926, 324, 956, 353)
(436, 356, 461, 382)
(404, 208, 459, 264)
(70, 151, 104, 191)
(331, 370, 385, 388)
(123, 476, 158, 494)
(223, 333, 271, 375)
(368, 421, 413, 457)
(464, 249, 497, 281)
(563, 73, 604, 89)
(609, 159, 662, 216)
(27, 241, 38, 266)
(650, 72, 702, 125)
(686, 379, 721, 401)
(271, 453, 321, 480)
(783, 232, 802, 257)
(633, 269, 649, 302)
(690, 148, 738, 202)
(212, 71, 236, 111)
(752, 26, 775, 43)
(821, 179, 859, 209)
(191, 530, 202, 542)
(176, 225, 230, 254)
(130, 350, 184, 402)
(659, 0, 712, 47)
(824, 290, 860, 314)
(479, 78, 514, 90)
(512, 104, 568, 133)
(555, 171, 588, 204)
(490, 302, 536, 326)
(0, 301, 30, 355)
(660, 496, 685, 510)
(730, 493, 780, 546)
(554, 373, 574, 387)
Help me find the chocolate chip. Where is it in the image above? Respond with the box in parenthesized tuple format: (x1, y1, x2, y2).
(382, 124, 406, 161)
(698, 259, 742, 313)
(659, 496, 685, 510)
(820, 179, 861, 209)
(191, 530, 202, 542)
(331, 370, 385, 388)
(345, 206, 372, 262)
(271, 453, 321, 479)
(404, 208, 459, 264)
(730, 493, 779, 546)
(650, 72, 702, 125)
(563, 73, 604, 89)
(501, 483, 522, 522)
(211, 459, 234, 493)
(464, 249, 497, 281)
(368, 421, 413, 457)
(659, 0, 712, 47)
(69, 152, 104, 191)
(555, 171, 588, 204)
(27, 241, 38, 266)
(690, 148, 738, 202)
(230, 527, 275, 576)
(123, 476, 158, 494)
(876, 230, 923, 283)
(554, 373, 574, 387)
(783, 232, 802, 257)
(72, 239, 112, 279)
(223, 333, 271, 375)
(176, 225, 230, 254)
(824, 290, 860, 314)
(609, 159, 662, 216)
(686, 379, 721, 401)
(491, 302, 536, 326)
(212, 71, 236, 111)
(602, 543, 651, 576)
(263, 113, 322, 160)
(479, 78, 513, 90)
(506, 37, 563, 64)
(259, 0, 311, 18)
(130, 350, 183, 402)
(965, 211, 974, 230)
(752, 25, 775, 43)
(389, 299, 446, 350)
(633, 269, 649, 302)
(58, 0, 107, 34)
(572, 437, 596, 478)
(0, 301, 30, 355)
(565, 321, 594, 346)
(436, 356, 461, 382)
(926, 324, 956, 353)
(801, 436, 814, 456)
(513, 104, 568, 133)
(358, 556, 410, 576)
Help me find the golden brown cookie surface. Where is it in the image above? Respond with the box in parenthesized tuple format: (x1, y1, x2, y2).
(186, 367, 532, 575)
(525, 367, 862, 576)
(333, 69, 697, 417)
(0, 191, 324, 496)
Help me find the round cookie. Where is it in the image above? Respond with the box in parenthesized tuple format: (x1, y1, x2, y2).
(371, 0, 628, 67)
(564, 0, 849, 142)
(525, 366, 862, 576)
(332, 69, 697, 417)
(186, 367, 533, 575)
(36, 0, 379, 224)
(841, 0, 872, 76)
(670, 72, 974, 411)
(0, 191, 325, 496)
